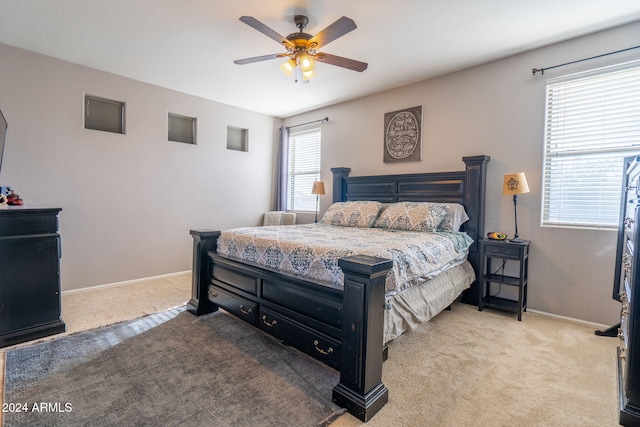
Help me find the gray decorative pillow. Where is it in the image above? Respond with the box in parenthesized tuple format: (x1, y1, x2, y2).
(374, 202, 449, 232)
(320, 201, 383, 227)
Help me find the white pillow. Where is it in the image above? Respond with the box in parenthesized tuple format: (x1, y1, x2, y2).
(437, 203, 470, 232)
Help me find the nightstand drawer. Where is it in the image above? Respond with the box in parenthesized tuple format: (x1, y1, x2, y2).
(483, 243, 521, 259)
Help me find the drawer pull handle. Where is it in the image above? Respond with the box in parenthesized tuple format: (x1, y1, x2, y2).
(239, 305, 252, 315)
(619, 328, 625, 340)
(620, 348, 627, 360)
(625, 217, 635, 228)
(262, 315, 277, 327)
(208, 291, 218, 298)
(313, 340, 333, 355)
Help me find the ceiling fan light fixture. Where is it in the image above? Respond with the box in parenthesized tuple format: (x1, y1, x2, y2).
(279, 59, 296, 76)
(301, 68, 315, 80)
(299, 55, 315, 72)
(235, 15, 367, 84)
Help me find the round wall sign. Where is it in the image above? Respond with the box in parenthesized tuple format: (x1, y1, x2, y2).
(385, 111, 419, 159)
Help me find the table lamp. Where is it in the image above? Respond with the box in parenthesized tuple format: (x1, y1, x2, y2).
(503, 172, 530, 242)
(311, 181, 325, 223)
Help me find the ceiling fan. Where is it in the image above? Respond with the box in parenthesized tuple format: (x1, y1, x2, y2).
(233, 15, 368, 83)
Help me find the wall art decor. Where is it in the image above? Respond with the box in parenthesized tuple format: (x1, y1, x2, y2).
(383, 105, 422, 163)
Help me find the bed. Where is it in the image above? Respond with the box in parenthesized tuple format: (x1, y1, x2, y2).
(188, 155, 489, 421)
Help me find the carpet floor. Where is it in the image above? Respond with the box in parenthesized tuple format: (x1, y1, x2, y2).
(3, 306, 344, 427)
(0, 272, 622, 426)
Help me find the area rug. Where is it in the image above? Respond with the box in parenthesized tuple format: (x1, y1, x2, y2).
(2, 307, 345, 426)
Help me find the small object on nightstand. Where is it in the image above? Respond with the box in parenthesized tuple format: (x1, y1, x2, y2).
(6, 189, 23, 206)
(487, 231, 507, 240)
(478, 239, 530, 321)
(0, 193, 7, 208)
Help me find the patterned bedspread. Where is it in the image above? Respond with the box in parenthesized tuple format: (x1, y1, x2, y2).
(216, 224, 473, 294)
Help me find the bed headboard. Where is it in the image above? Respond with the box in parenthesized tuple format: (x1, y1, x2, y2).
(331, 155, 490, 305)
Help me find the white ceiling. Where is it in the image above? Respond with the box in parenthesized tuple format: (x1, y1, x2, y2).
(0, 0, 639, 118)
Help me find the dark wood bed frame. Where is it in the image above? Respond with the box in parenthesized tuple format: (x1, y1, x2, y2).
(188, 155, 489, 421)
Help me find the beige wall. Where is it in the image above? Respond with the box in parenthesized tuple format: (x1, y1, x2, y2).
(0, 43, 278, 291)
(283, 21, 640, 325)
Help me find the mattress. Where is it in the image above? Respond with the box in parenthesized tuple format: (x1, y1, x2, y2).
(216, 223, 473, 294)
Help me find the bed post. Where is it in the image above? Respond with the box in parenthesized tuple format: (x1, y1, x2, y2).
(331, 167, 351, 202)
(333, 255, 393, 422)
(460, 155, 490, 306)
(188, 230, 220, 316)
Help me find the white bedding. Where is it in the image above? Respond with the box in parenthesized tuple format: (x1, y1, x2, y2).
(216, 223, 473, 294)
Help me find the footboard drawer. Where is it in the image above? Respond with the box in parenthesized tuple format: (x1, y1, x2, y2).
(208, 285, 257, 324)
(209, 261, 258, 295)
(262, 279, 342, 328)
(259, 307, 341, 369)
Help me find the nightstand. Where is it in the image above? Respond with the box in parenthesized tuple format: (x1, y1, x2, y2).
(478, 239, 530, 321)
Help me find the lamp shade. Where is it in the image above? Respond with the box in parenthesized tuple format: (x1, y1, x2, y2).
(299, 55, 315, 72)
(311, 181, 325, 195)
(503, 172, 530, 195)
(280, 59, 296, 77)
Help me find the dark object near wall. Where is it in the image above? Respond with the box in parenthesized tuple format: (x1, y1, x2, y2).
(616, 156, 640, 426)
(0, 207, 65, 347)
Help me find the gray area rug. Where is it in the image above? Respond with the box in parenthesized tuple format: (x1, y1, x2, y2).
(3, 307, 344, 426)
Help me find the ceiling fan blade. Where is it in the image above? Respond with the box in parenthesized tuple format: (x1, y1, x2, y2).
(239, 16, 295, 49)
(308, 16, 357, 49)
(234, 53, 287, 65)
(315, 53, 368, 72)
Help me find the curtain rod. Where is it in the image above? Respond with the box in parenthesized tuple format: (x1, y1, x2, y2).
(286, 117, 329, 129)
(532, 45, 640, 76)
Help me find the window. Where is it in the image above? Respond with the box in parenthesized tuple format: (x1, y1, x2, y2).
(287, 128, 321, 211)
(542, 60, 640, 229)
(84, 95, 125, 134)
(226, 126, 248, 152)
(168, 113, 196, 144)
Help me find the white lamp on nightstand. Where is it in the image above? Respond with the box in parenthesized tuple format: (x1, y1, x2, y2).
(503, 172, 530, 243)
(311, 181, 325, 223)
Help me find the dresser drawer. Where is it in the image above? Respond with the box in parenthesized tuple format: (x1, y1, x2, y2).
(208, 285, 257, 324)
(482, 243, 522, 259)
(259, 307, 341, 369)
(0, 208, 61, 237)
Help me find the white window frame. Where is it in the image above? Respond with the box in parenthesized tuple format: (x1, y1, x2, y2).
(541, 60, 640, 229)
(287, 128, 321, 212)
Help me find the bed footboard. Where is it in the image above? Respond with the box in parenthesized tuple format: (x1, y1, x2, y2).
(188, 229, 392, 421)
(333, 255, 392, 421)
(187, 230, 220, 316)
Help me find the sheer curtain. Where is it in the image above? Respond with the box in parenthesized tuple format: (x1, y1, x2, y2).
(275, 126, 289, 211)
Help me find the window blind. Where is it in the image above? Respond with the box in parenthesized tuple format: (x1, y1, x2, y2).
(542, 60, 640, 229)
(287, 128, 321, 211)
(85, 95, 125, 134)
(168, 113, 196, 144)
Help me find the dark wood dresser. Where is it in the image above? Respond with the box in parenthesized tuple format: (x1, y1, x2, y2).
(618, 157, 640, 426)
(0, 207, 65, 347)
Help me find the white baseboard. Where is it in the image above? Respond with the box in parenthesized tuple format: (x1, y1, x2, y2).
(62, 271, 191, 295)
(527, 308, 612, 331)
